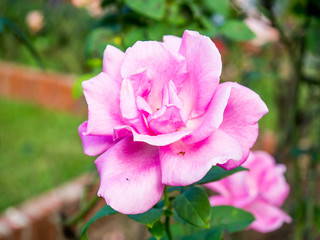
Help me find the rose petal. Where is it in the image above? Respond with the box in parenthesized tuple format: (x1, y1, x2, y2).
(160, 129, 242, 186)
(136, 96, 153, 115)
(178, 30, 222, 116)
(163, 35, 182, 52)
(148, 105, 186, 134)
(249, 200, 292, 233)
(114, 125, 191, 146)
(244, 152, 289, 206)
(162, 81, 188, 122)
(207, 171, 256, 204)
(218, 82, 269, 170)
(121, 41, 187, 110)
(120, 78, 139, 119)
(103, 45, 125, 82)
(83, 72, 123, 135)
(95, 137, 164, 214)
(206, 180, 231, 198)
(127, 67, 150, 98)
(78, 121, 115, 156)
(119, 72, 153, 135)
(209, 196, 232, 206)
(183, 83, 232, 144)
(168, 81, 188, 121)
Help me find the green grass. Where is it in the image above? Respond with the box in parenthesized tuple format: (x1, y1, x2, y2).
(0, 97, 94, 211)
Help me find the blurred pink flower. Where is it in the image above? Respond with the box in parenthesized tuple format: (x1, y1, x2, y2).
(245, 17, 279, 46)
(71, 0, 103, 17)
(207, 151, 291, 233)
(235, 0, 279, 46)
(79, 30, 268, 214)
(25, 10, 44, 34)
(71, 0, 88, 8)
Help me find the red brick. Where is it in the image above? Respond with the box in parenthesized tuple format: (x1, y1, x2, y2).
(0, 61, 85, 116)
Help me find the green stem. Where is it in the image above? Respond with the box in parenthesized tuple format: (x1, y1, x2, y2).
(165, 215, 173, 240)
(164, 185, 170, 208)
(163, 186, 173, 240)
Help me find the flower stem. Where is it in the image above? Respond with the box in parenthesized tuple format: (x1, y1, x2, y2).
(163, 186, 173, 240)
(164, 185, 170, 208)
(165, 215, 173, 240)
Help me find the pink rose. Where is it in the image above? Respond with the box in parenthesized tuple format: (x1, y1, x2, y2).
(245, 17, 279, 47)
(79, 30, 268, 214)
(207, 151, 291, 233)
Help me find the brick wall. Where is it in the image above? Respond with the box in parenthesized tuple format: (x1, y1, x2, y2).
(0, 61, 86, 116)
(0, 173, 149, 240)
(0, 175, 93, 240)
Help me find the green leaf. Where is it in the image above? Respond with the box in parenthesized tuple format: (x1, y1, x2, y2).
(80, 205, 117, 237)
(187, 1, 202, 19)
(124, 0, 166, 20)
(149, 236, 168, 240)
(167, 186, 184, 193)
(180, 227, 223, 240)
(147, 23, 170, 41)
(210, 206, 255, 233)
(93, 13, 120, 31)
(203, 0, 230, 16)
(148, 221, 165, 239)
(167, 2, 188, 26)
(123, 27, 147, 48)
(204, 228, 223, 240)
(171, 223, 186, 236)
(196, 166, 248, 185)
(219, 20, 255, 41)
(198, 17, 217, 37)
(174, 187, 211, 228)
(86, 58, 103, 69)
(85, 28, 115, 59)
(72, 73, 98, 99)
(128, 208, 163, 228)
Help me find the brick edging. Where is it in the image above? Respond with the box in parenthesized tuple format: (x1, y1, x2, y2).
(0, 61, 87, 116)
(0, 174, 93, 240)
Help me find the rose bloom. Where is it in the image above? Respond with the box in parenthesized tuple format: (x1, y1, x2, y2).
(79, 30, 268, 214)
(26, 10, 44, 34)
(207, 151, 291, 232)
(245, 17, 279, 47)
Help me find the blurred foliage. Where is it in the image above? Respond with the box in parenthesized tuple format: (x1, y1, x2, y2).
(0, 17, 44, 68)
(0, 97, 94, 211)
(0, 0, 94, 74)
(86, 0, 254, 59)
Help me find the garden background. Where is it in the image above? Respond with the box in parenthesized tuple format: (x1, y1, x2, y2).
(0, 0, 319, 239)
